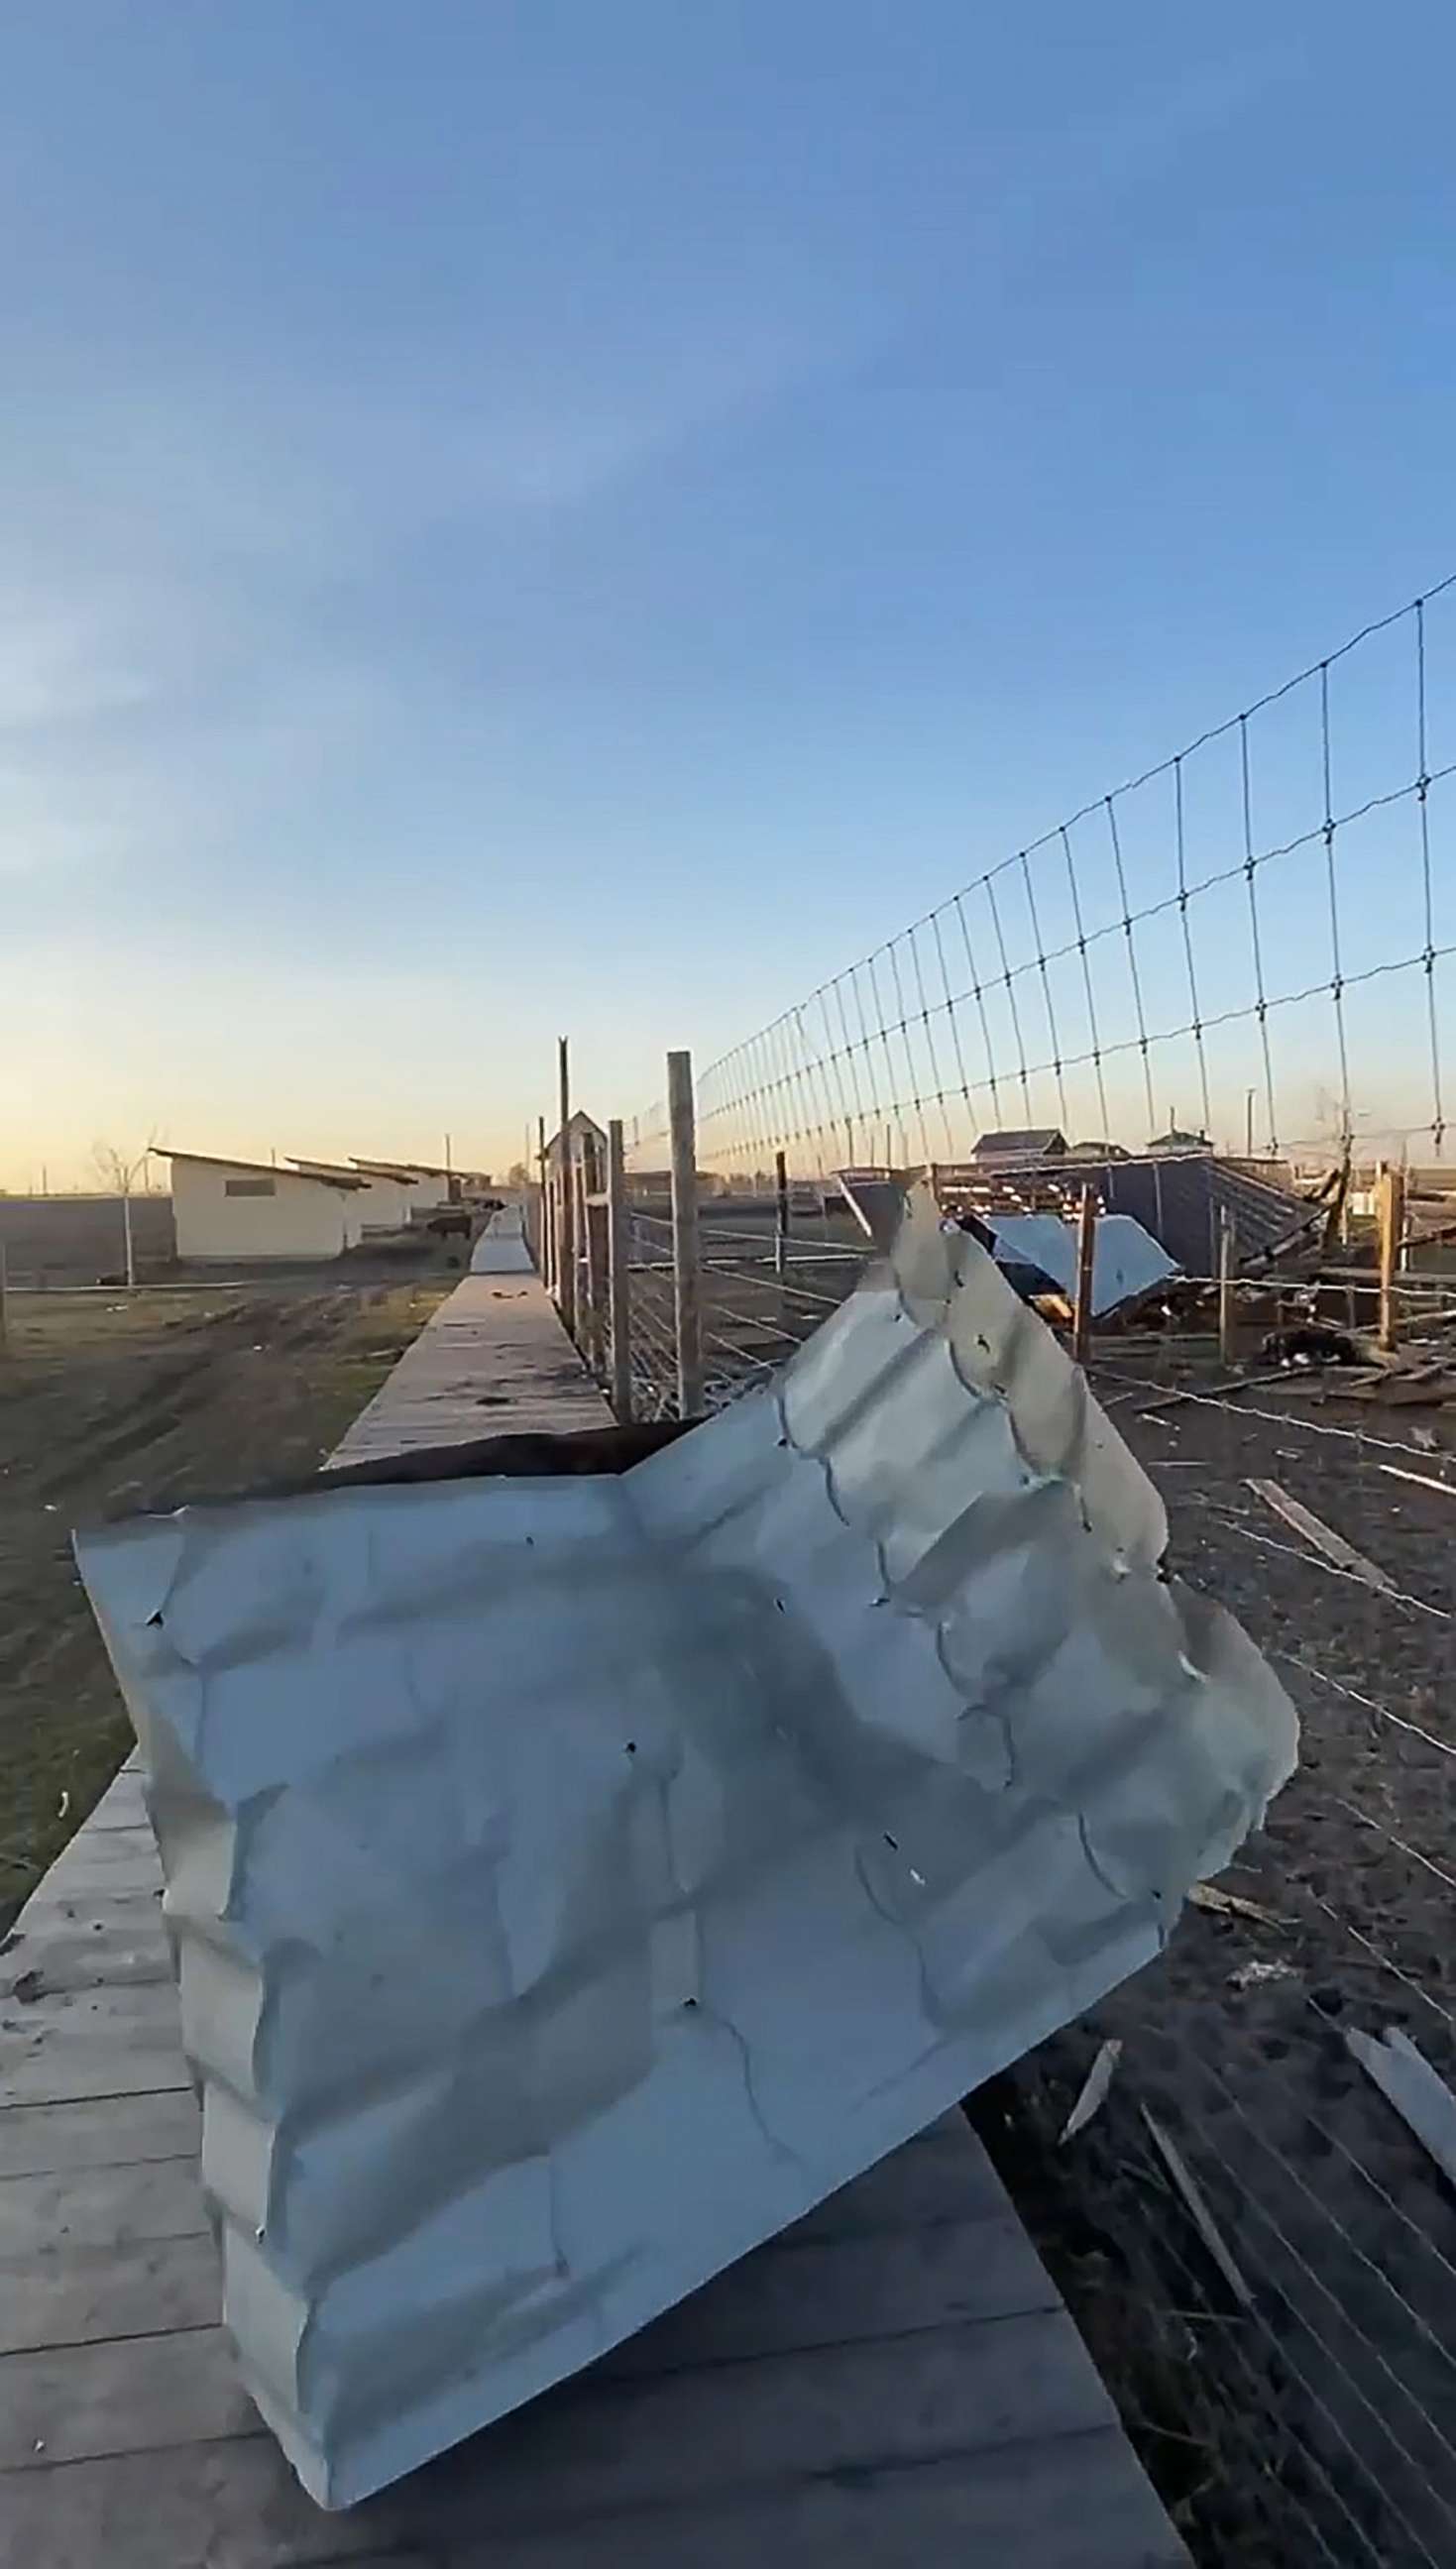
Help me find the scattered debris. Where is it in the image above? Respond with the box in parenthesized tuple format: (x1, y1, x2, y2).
(1060, 2037, 1122, 2142)
(1412, 1425, 1440, 1452)
(1142, 2105, 1254, 2307)
(1228, 1958, 1298, 1992)
(1246, 1477, 1396, 1597)
(1379, 1462, 1456, 1499)
(1261, 1322, 1363, 1371)
(1347, 2025, 1456, 2189)
(56, 1788, 69, 1820)
(1189, 1880, 1285, 1928)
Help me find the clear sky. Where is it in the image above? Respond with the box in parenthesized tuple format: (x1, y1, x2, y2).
(6, 4, 1456, 1186)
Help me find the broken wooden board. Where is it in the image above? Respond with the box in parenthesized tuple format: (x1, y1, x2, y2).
(1141, 2108, 1253, 2309)
(1245, 1478, 1396, 1596)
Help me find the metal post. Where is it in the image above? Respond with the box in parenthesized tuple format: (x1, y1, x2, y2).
(122, 1188, 135, 1290)
(668, 1049, 703, 1416)
(608, 1118, 633, 1420)
(774, 1149, 789, 1280)
(534, 1113, 547, 1277)
(1379, 1161, 1405, 1353)
(1217, 1207, 1236, 1366)
(556, 1038, 576, 1339)
(0, 1240, 8, 1352)
(1071, 1188, 1097, 1367)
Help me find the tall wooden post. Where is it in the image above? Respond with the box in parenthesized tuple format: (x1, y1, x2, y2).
(1071, 1188, 1098, 1367)
(556, 1037, 576, 1339)
(774, 1149, 790, 1280)
(668, 1049, 704, 1416)
(608, 1118, 633, 1420)
(580, 1161, 604, 1373)
(1217, 1207, 1236, 1367)
(1379, 1161, 1405, 1353)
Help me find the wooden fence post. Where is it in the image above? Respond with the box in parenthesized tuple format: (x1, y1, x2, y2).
(582, 1170, 606, 1375)
(1379, 1162, 1405, 1353)
(1071, 1188, 1098, 1367)
(556, 1037, 576, 1339)
(608, 1118, 633, 1420)
(774, 1149, 789, 1280)
(1218, 1208, 1236, 1366)
(668, 1049, 704, 1416)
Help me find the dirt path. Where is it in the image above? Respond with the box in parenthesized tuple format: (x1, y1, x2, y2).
(0, 1280, 446, 1930)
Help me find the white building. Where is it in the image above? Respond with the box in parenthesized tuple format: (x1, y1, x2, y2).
(166, 1151, 368, 1262)
(289, 1157, 419, 1232)
(350, 1158, 453, 1219)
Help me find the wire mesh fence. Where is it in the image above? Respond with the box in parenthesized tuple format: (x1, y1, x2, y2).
(545, 572, 1456, 2561)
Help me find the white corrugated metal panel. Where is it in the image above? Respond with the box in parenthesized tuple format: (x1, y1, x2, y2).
(981, 1210, 1178, 1313)
(75, 1188, 1294, 2509)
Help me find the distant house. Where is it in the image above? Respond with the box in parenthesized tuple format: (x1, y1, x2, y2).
(970, 1128, 1067, 1163)
(545, 1111, 608, 1195)
(165, 1151, 367, 1262)
(1067, 1140, 1130, 1162)
(1148, 1124, 1212, 1156)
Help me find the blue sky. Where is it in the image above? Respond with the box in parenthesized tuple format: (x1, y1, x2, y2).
(6, 4, 1456, 1183)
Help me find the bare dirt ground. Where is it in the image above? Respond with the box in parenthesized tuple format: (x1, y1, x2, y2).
(0, 1277, 447, 1932)
(970, 1346, 1456, 2567)
(625, 1237, 1456, 2561)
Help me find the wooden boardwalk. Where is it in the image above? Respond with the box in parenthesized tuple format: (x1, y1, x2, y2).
(0, 1246, 1185, 2567)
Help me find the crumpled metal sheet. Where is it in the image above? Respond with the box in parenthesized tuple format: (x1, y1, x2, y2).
(75, 1188, 1295, 2509)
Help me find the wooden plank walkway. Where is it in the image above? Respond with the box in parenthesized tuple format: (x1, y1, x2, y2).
(0, 1244, 1185, 2567)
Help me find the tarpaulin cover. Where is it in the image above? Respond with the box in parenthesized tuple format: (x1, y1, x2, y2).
(75, 1190, 1296, 2508)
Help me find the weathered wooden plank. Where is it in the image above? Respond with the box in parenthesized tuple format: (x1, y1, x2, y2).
(599, 2214, 1059, 2380)
(1, 1899, 172, 1996)
(3, 2425, 1185, 2569)
(364, 2313, 1119, 2533)
(1, 1982, 190, 2106)
(1, 2231, 218, 2355)
(432, 2430, 1186, 2568)
(0, 2090, 199, 2179)
(24, 1842, 164, 1903)
(84, 1774, 150, 1833)
(329, 1275, 608, 1465)
(0, 2158, 206, 2256)
(787, 2121, 1005, 2239)
(0, 2325, 259, 2465)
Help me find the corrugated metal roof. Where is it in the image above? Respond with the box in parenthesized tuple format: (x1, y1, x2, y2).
(76, 1188, 1294, 2510)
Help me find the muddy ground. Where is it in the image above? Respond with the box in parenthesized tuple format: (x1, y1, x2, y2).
(969, 1346, 1456, 2567)
(0, 1276, 448, 1931)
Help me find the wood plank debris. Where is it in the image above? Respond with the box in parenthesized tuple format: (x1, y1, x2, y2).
(1141, 2107, 1253, 2309)
(1245, 1477, 1396, 1597)
(1346, 2026, 1456, 2190)
(1060, 2038, 1122, 2143)
(1379, 1462, 1456, 1499)
(1188, 1881, 1285, 1929)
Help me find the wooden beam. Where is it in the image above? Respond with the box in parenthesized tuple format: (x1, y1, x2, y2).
(1379, 1160, 1405, 1353)
(1071, 1188, 1097, 1366)
(608, 1117, 633, 1421)
(1217, 1207, 1236, 1367)
(556, 1036, 576, 1340)
(668, 1049, 704, 1417)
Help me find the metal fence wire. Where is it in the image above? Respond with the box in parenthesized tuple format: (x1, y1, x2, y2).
(572, 573, 1456, 2563)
